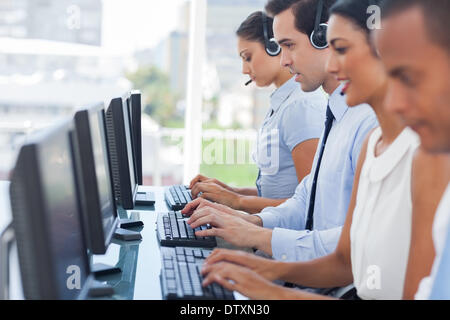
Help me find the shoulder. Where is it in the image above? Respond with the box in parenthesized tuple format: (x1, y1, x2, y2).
(348, 103, 377, 123)
(347, 104, 379, 142)
(286, 87, 327, 112)
(280, 90, 327, 121)
(358, 127, 378, 165)
(412, 149, 450, 176)
(412, 149, 450, 194)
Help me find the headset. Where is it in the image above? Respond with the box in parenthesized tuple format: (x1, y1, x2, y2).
(310, 0, 328, 49)
(262, 12, 281, 56)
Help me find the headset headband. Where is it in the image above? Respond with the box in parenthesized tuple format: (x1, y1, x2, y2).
(313, 0, 324, 35)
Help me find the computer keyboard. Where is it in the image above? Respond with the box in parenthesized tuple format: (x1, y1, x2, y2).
(157, 211, 217, 248)
(160, 246, 235, 300)
(165, 185, 193, 211)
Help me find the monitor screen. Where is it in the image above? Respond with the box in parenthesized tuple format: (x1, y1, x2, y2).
(127, 93, 143, 185)
(121, 97, 137, 192)
(126, 97, 138, 184)
(88, 109, 116, 236)
(38, 129, 89, 299)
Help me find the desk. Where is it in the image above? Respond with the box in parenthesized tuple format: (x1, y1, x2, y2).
(93, 186, 168, 300)
(1, 184, 247, 300)
(0, 181, 23, 300)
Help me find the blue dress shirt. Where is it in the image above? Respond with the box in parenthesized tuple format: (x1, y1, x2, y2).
(255, 84, 378, 262)
(429, 184, 450, 299)
(430, 227, 450, 299)
(255, 76, 327, 199)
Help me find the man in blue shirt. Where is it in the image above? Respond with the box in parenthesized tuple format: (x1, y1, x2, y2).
(374, 0, 450, 299)
(183, 0, 378, 262)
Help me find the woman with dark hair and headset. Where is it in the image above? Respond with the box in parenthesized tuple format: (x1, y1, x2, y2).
(188, 11, 327, 214)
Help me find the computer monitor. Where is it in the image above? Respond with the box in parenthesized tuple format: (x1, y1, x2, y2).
(9, 120, 94, 299)
(128, 91, 142, 185)
(105, 96, 138, 209)
(125, 92, 155, 206)
(73, 103, 119, 254)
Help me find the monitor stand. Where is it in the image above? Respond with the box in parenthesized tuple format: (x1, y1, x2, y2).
(113, 228, 142, 241)
(118, 219, 144, 228)
(91, 263, 121, 276)
(135, 191, 155, 206)
(88, 280, 115, 298)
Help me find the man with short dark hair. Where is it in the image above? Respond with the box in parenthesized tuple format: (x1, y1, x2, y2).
(183, 0, 377, 267)
(375, 0, 450, 299)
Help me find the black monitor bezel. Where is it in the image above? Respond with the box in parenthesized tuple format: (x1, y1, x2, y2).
(73, 103, 119, 255)
(9, 120, 93, 300)
(128, 91, 143, 185)
(105, 96, 138, 209)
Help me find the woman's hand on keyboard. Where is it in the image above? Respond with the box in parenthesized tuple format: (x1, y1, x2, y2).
(189, 174, 234, 192)
(202, 248, 281, 281)
(200, 261, 286, 300)
(181, 197, 245, 219)
(190, 181, 242, 209)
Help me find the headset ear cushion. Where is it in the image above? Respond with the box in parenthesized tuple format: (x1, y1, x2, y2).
(266, 38, 281, 56)
(310, 23, 328, 49)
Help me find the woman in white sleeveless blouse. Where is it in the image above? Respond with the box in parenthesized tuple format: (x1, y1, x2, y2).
(196, 0, 447, 300)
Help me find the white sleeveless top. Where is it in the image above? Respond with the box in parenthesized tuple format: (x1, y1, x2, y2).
(350, 127, 420, 300)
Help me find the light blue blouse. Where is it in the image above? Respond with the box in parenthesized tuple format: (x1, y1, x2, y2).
(254, 76, 327, 199)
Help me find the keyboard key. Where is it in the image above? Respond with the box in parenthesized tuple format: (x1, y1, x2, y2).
(193, 249, 202, 258)
(169, 215, 180, 239)
(175, 247, 184, 255)
(183, 190, 192, 202)
(177, 255, 186, 262)
(186, 255, 195, 263)
(167, 279, 177, 290)
(201, 250, 211, 258)
(175, 211, 183, 219)
(186, 226, 195, 239)
(170, 188, 180, 204)
(165, 269, 175, 279)
(177, 220, 187, 239)
(179, 263, 193, 295)
(188, 263, 203, 296)
(166, 190, 177, 207)
(164, 259, 174, 269)
(211, 282, 224, 298)
(175, 187, 187, 204)
(184, 248, 194, 256)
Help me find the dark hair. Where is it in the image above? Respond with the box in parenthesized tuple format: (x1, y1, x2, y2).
(330, 0, 382, 34)
(236, 11, 274, 46)
(266, 0, 336, 36)
(265, 0, 300, 17)
(380, 0, 450, 52)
